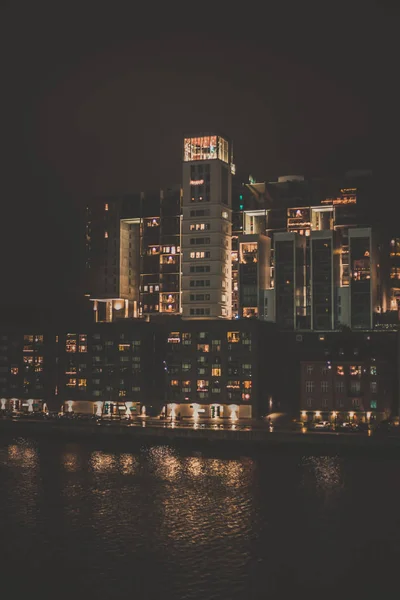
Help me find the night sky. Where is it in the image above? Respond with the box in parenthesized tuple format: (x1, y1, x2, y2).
(0, 3, 390, 321)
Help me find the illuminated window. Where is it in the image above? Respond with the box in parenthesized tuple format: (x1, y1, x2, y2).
(66, 378, 77, 387)
(337, 365, 344, 376)
(66, 336, 77, 353)
(119, 390, 127, 397)
(146, 218, 160, 227)
(212, 340, 221, 352)
(170, 380, 179, 387)
(10, 366, 18, 375)
(104, 231, 108, 239)
(197, 379, 209, 390)
(167, 332, 180, 344)
(119, 344, 130, 352)
(370, 366, 377, 376)
(105, 203, 109, 211)
(243, 381, 252, 390)
(189, 223, 210, 231)
(350, 365, 361, 376)
(24, 335, 34, 342)
(211, 366, 221, 376)
(227, 380, 240, 389)
(197, 344, 209, 353)
(227, 332, 240, 343)
(182, 362, 191, 372)
(78, 379, 87, 388)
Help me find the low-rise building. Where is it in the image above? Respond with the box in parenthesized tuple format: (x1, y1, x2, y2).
(299, 331, 397, 424)
(162, 318, 276, 420)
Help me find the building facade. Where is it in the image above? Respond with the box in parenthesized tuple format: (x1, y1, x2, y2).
(298, 331, 397, 423)
(181, 134, 233, 319)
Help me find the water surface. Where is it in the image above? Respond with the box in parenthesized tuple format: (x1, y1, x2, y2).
(0, 436, 399, 599)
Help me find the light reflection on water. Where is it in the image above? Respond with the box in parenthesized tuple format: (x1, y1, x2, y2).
(1, 438, 400, 598)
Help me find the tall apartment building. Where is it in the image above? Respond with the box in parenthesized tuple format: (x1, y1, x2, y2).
(239, 179, 387, 332)
(84, 141, 388, 332)
(349, 228, 379, 330)
(238, 234, 271, 319)
(86, 188, 182, 321)
(181, 134, 233, 319)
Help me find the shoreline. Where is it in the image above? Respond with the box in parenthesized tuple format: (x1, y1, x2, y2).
(1, 419, 400, 457)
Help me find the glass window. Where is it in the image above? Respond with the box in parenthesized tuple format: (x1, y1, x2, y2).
(227, 332, 240, 343)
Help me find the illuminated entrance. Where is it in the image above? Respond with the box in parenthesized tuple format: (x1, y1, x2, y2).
(210, 405, 221, 418)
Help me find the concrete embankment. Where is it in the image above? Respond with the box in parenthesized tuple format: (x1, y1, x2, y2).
(1, 419, 400, 456)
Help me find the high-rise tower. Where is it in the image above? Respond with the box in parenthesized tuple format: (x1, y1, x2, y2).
(181, 134, 234, 319)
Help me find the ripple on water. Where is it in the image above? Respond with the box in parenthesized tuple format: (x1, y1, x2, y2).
(1, 438, 400, 598)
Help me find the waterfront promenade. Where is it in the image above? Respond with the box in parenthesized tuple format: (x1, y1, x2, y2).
(1, 416, 400, 455)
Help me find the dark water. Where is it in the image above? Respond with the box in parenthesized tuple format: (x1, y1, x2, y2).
(1, 436, 399, 599)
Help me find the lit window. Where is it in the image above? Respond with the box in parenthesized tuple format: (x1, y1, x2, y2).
(10, 366, 18, 375)
(66, 378, 77, 387)
(105, 231, 108, 239)
(105, 203, 109, 211)
(337, 365, 344, 376)
(66, 336, 77, 353)
(227, 380, 240, 389)
(227, 332, 240, 343)
(167, 332, 180, 344)
(78, 379, 87, 387)
(211, 366, 221, 376)
(197, 344, 210, 352)
(350, 365, 361, 376)
(170, 380, 179, 387)
(119, 344, 130, 352)
(197, 380, 209, 390)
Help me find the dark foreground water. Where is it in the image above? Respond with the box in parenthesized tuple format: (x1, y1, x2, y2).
(1, 436, 400, 599)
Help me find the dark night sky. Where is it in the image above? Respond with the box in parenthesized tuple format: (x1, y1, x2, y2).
(0, 2, 391, 320)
